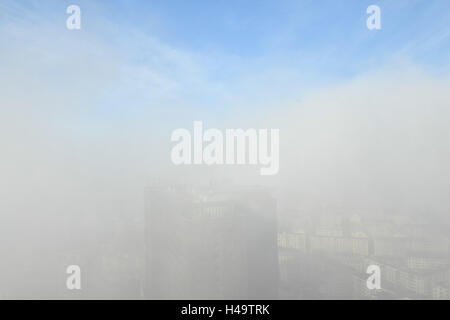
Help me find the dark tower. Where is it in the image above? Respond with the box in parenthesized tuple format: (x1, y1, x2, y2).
(144, 185, 278, 299)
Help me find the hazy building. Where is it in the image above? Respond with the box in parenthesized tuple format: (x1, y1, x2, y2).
(366, 256, 450, 298)
(433, 283, 450, 300)
(144, 185, 279, 299)
(278, 232, 307, 252)
(309, 235, 371, 256)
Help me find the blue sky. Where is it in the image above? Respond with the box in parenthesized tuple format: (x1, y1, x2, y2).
(3, 0, 450, 71)
(83, 0, 450, 69)
(1, 0, 450, 127)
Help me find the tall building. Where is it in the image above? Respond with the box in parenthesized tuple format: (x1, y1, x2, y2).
(144, 185, 279, 299)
